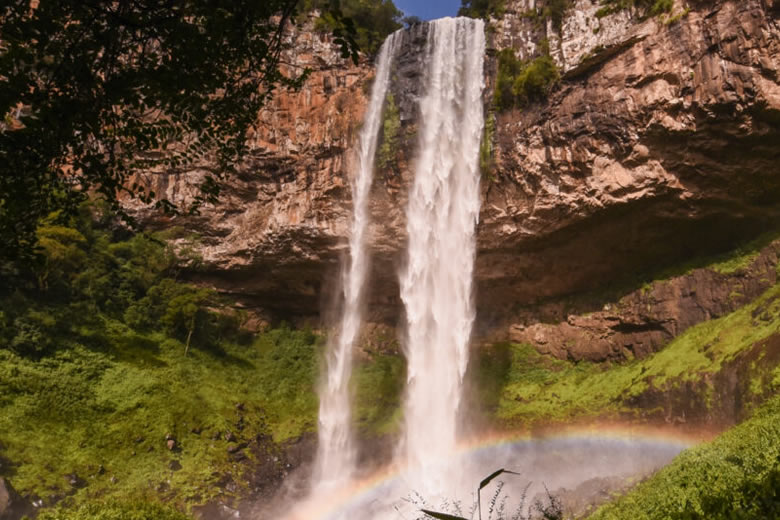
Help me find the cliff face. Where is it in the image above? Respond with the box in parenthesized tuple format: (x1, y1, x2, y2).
(478, 0, 780, 357)
(131, 1, 780, 359)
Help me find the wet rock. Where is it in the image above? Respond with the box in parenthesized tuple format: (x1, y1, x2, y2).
(193, 502, 241, 520)
(0, 478, 33, 520)
(64, 473, 86, 490)
(230, 451, 248, 463)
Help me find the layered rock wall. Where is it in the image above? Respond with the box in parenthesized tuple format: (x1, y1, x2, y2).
(129, 2, 780, 360)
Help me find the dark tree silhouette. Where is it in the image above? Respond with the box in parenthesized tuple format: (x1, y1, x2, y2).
(0, 0, 358, 263)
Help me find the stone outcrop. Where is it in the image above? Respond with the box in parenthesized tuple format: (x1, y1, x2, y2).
(477, 0, 780, 357)
(0, 478, 32, 520)
(126, 20, 373, 319)
(504, 238, 780, 361)
(128, 1, 780, 360)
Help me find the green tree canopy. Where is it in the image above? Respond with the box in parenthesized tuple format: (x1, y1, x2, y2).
(302, 0, 403, 54)
(458, 0, 506, 19)
(0, 0, 358, 263)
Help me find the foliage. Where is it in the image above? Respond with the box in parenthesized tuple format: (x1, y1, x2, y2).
(38, 501, 192, 520)
(543, 0, 572, 29)
(512, 54, 560, 107)
(458, 0, 507, 19)
(377, 92, 401, 172)
(473, 283, 780, 427)
(0, 208, 403, 508)
(494, 46, 559, 112)
(0, 209, 312, 506)
(588, 394, 780, 520)
(494, 49, 523, 111)
(301, 0, 403, 54)
(596, 0, 675, 17)
(480, 112, 496, 178)
(0, 0, 359, 264)
(352, 350, 405, 434)
(416, 470, 563, 520)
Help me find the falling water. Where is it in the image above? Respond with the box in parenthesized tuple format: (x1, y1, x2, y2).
(311, 33, 400, 491)
(398, 17, 485, 494)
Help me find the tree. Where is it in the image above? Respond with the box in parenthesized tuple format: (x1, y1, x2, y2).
(0, 0, 358, 264)
(458, 0, 506, 19)
(162, 287, 213, 356)
(302, 0, 403, 54)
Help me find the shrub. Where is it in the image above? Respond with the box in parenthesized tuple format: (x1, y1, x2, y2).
(512, 54, 559, 106)
(377, 92, 401, 172)
(494, 46, 559, 111)
(458, 0, 506, 19)
(302, 0, 403, 55)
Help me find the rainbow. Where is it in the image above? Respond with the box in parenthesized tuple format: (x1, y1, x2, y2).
(284, 424, 706, 520)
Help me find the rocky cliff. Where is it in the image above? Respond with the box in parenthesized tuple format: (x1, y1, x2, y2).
(129, 1, 780, 360)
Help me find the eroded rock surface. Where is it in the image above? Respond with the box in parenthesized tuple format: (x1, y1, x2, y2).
(127, 2, 780, 360)
(480, 0, 780, 320)
(503, 239, 780, 361)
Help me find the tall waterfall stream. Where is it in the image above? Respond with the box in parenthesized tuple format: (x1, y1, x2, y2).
(312, 31, 400, 493)
(289, 16, 684, 520)
(397, 17, 485, 496)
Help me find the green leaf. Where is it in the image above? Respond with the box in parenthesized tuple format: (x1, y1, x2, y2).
(420, 509, 469, 520)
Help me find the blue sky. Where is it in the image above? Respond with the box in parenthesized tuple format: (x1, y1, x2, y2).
(393, 0, 462, 20)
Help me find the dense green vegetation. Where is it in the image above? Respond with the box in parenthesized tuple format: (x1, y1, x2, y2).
(0, 206, 412, 510)
(588, 394, 780, 519)
(494, 47, 560, 111)
(377, 93, 401, 172)
(480, 112, 496, 177)
(474, 283, 780, 427)
(458, 0, 507, 19)
(596, 0, 675, 18)
(301, 0, 403, 54)
(0, 207, 317, 505)
(39, 501, 192, 520)
(353, 351, 405, 435)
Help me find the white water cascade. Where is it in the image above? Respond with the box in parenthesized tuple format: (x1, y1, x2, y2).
(311, 32, 401, 492)
(398, 17, 486, 495)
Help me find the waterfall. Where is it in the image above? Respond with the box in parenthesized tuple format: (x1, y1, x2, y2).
(398, 17, 485, 494)
(311, 32, 400, 491)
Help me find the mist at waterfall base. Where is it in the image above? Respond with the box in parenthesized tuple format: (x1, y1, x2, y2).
(274, 17, 688, 520)
(281, 433, 688, 520)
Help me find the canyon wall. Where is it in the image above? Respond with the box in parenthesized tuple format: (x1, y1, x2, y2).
(129, 0, 780, 360)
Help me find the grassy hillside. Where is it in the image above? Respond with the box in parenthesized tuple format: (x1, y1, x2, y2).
(472, 283, 780, 429)
(2, 207, 778, 517)
(587, 394, 780, 519)
(0, 207, 407, 510)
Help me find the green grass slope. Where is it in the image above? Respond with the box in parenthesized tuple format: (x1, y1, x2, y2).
(588, 394, 780, 519)
(0, 208, 405, 510)
(37, 500, 192, 520)
(0, 322, 319, 506)
(473, 284, 780, 429)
